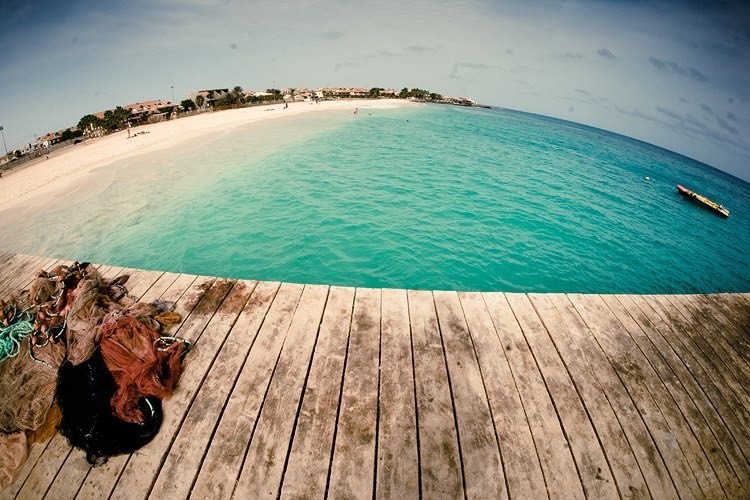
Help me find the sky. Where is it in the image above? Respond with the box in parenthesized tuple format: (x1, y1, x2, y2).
(1, 0, 749, 181)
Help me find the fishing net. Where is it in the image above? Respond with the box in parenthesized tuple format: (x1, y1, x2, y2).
(0, 337, 65, 489)
(0, 261, 187, 478)
(0, 432, 27, 489)
(100, 315, 187, 423)
(0, 338, 65, 434)
(56, 349, 163, 465)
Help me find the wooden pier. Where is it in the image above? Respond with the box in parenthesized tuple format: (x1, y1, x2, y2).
(1, 252, 749, 499)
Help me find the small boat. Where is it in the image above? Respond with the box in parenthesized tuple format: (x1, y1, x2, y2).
(676, 185, 730, 217)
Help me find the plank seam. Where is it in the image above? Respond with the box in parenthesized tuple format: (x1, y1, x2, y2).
(405, 290, 423, 500)
(372, 288, 383, 500)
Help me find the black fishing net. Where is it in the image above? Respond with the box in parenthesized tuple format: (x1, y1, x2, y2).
(56, 349, 163, 465)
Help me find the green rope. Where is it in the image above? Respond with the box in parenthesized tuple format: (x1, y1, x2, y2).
(0, 317, 34, 363)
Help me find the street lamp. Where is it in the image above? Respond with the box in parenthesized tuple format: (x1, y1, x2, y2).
(0, 125, 7, 158)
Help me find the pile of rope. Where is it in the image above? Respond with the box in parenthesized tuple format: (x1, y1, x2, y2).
(0, 262, 190, 489)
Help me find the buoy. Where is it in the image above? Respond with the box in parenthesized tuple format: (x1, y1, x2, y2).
(645, 176, 650, 181)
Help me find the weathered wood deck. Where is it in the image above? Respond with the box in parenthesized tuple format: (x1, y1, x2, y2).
(1, 251, 749, 499)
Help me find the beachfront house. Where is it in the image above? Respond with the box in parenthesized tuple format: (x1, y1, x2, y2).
(190, 89, 230, 108)
(316, 87, 370, 99)
(124, 100, 177, 124)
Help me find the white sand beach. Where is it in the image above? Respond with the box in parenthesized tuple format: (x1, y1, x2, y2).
(0, 99, 413, 211)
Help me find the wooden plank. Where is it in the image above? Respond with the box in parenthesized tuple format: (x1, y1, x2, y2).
(507, 293, 618, 499)
(408, 289, 463, 499)
(124, 270, 166, 301)
(0, 257, 59, 297)
(483, 293, 585, 499)
(0, 254, 45, 295)
(189, 283, 304, 500)
(0, 440, 54, 500)
(148, 282, 279, 499)
(136, 271, 180, 303)
(107, 278, 240, 499)
(374, 288, 419, 499)
(548, 293, 679, 499)
(633, 295, 750, 457)
(232, 285, 329, 498)
(433, 291, 507, 499)
(74, 275, 210, 500)
(687, 294, 750, 368)
(671, 294, 750, 388)
(567, 294, 707, 499)
(601, 294, 742, 498)
(459, 292, 548, 499)
(279, 286, 355, 499)
(707, 294, 750, 337)
(650, 295, 750, 417)
(12, 433, 72, 500)
(529, 294, 651, 499)
(327, 288, 381, 499)
(617, 295, 750, 493)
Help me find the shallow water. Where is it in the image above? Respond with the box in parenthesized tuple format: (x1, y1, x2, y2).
(1, 104, 748, 292)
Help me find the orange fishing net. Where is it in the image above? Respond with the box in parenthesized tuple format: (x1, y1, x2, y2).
(99, 316, 186, 423)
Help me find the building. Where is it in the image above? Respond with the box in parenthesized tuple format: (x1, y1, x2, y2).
(190, 89, 230, 108)
(123, 100, 177, 123)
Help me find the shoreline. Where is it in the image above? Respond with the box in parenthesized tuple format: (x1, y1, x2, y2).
(0, 99, 415, 212)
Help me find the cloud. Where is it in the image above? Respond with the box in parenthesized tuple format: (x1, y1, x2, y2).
(596, 48, 615, 59)
(574, 88, 590, 95)
(448, 61, 511, 79)
(229, 43, 237, 49)
(717, 116, 738, 135)
(700, 103, 712, 113)
(505, 48, 514, 55)
(727, 111, 737, 122)
(549, 52, 584, 59)
(655, 106, 685, 122)
(404, 45, 436, 53)
(364, 49, 398, 58)
(333, 61, 359, 72)
(615, 105, 750, 155)
(703, 42, 741, 57)
(649, 57, 708, 82)
(679, 97, 689, 103)
(319, 30, 343, 40)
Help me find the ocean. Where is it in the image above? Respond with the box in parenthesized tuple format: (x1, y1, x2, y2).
(1, 104, 748, 293)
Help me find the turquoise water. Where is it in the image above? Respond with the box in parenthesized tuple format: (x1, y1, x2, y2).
(1, 104, 749, 292)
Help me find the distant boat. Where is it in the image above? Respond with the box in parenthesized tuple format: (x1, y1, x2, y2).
(676, 185, 730, 217)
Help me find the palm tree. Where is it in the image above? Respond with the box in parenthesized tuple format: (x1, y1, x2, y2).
(195, 94, 205, 108)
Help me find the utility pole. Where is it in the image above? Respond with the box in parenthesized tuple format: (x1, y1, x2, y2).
(0, 125, 7, 158)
